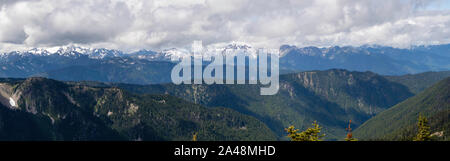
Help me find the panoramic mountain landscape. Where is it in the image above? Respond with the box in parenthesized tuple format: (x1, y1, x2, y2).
(0, 0, 449, 145)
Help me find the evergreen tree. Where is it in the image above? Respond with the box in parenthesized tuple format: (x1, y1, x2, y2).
(192, 132, 198, 141)
(286, 121, 324, 141)
(413, 115, 432, 141)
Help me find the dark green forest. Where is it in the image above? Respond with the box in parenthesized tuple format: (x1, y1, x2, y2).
(0, 70, 448, 141)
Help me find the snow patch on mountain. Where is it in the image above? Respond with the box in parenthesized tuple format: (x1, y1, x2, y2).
(9, 97, 16, 107)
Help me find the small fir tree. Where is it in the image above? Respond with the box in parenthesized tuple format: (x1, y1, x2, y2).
(413, 115, 432, 141)
(286, 121, 324, 141)
(192, 132, 198, 141)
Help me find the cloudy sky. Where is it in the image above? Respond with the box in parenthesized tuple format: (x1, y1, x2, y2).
(1, 0, 450, 52)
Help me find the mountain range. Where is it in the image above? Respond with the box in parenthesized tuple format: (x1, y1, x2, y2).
(0, 43, 449, 85)
(280, 44, 450, 75)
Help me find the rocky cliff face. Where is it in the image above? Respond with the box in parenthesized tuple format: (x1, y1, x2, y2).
(0, 83, 21, 110)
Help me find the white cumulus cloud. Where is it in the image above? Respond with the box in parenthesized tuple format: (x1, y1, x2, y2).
(0, 0, 449, 52)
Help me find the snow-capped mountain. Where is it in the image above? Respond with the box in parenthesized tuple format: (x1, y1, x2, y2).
(160, 48, 191, 61)
(219, 42, 258, 58)
(0, 42, 263, 62)
(27, 48, 52, 56)
(0, 46, 125, 59)
(127, 42, 260, 61)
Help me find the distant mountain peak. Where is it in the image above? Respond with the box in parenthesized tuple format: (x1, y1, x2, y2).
(224, 42, 253, 50)
(27, 48, 52, 56)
